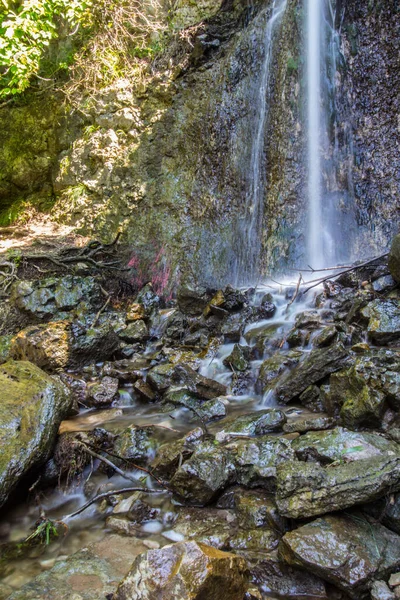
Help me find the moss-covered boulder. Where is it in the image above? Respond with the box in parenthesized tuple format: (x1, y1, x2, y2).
(257, 351, 303, 395)
(113, 541, 249, 600)
(11, 276, 101, 320)
(279, 514, 400, 599)
(361, 299, 400, 345)
(0, 360, 71, 507)
(276, 452, 400, 519)
(215, 409, 286, 442)
(275, 343, 350, 404)
(10, 320, 120, 371)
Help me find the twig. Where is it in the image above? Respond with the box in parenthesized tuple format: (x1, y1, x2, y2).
(64, 487, 163, 520)
(77, 442, 140, 485)
(286, 273, 303, 311)
(91, 296, 111, 328)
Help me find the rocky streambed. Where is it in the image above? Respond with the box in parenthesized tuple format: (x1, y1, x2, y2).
(1, 244, 400, 599)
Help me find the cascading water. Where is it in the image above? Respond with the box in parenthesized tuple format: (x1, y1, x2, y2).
(235, 0, 287, 285)
(306, 0, 355, 269)
(307, 0, 324, 269)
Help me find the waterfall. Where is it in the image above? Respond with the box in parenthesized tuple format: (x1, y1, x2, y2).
(307, 0, 350, 269)
(235, 0, 287, 286)
(307, 0, 323, 269)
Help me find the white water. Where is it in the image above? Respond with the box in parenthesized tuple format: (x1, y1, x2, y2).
(307, 0, 324, 269)
(236, 0, 287, 285)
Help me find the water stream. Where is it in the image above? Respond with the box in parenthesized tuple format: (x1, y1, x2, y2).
(235, 0, 287, 286)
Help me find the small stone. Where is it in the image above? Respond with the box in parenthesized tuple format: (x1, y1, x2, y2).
(119, 320, 149, 343)
(126, 303, 146, 322)
(87, 376, 119, 407)
(371, 581, 395, 600)
(389, 573, 400, 588)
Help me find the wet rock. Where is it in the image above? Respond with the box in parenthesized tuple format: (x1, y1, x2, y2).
(295, 310, 322, 330)
(276, 450, 400, 519)
(169, 440, 235, 504)
(164, 310, 188, 340)
(113, 541, 249, 600)
(119, 320, 149, 343)
(329, 351, 400, 425)
(361, 300, 400, 345)
(251, 552, 328, 600)
(231, 489, 286, 533)
(126, 303, 146, 322)
(389, 235, 400, 283)
(133, 379, 157, 402)
(223, 344, 250, 372)
(0, 360, 71, 507)
(227, 436, 295, 489)
(313, 325, 338, 348)
(286, 327, 311, 348)
(87, 376, 119, 407)
(215, 410, 286, 442)
(101, 358, 148, 383)
(373, 275, 397, 294)
(244, 322, 283, 353)
(275, 343, 350, 404)
(283, 416, 336, 434)
(11, 321, 120, 371)
(150, 429, 203, 479)
(147, 363, 174, 392)
(7, 534, 147, 600)
(291, 427, 398, 464)
(114, 425, 158, 465)
(172, 363, 227, 400)
(177, 286, 212, 315)
(259, 297, 276, 319)
(172, 507, 236, 549)
(299, 384, 324, 412)
(257, 351, 303, 395)
(279, 514, 400, 599)
(371, 581, 395, 600)
(10, 276, 101, 319)
(363, 492, 400, 535)
(135, 283, 161, 316)
(221, 312, 248, 342)
(197, 398, 227, 421)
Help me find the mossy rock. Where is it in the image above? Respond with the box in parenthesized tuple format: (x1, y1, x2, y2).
(0, 360, 71, 507)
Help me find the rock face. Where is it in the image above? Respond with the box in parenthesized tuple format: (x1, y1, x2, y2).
(0, 360, 71, 507)
(113, 541, 249, 600)
(389, 235, 400, 282)
(280, 514, 400, 599)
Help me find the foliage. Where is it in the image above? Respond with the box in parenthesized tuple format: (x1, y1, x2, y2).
(24, 518, 59, 545)
(0, 0, 91, 98)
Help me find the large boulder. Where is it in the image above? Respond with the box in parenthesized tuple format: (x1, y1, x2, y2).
(0, 360, 71, 507)
(113, 541, 249, 600)
(276, 452, 400, 519)
(329, 351, 400, 424)
(361, 300, 400, 345)
(279, 514, 400, 599)
(11, 276, 101, 319)
(215, 409, 286, 442)
(274, 343, 350, 404)
(389, 234, 400, 283)
(10, 321, 120, 371)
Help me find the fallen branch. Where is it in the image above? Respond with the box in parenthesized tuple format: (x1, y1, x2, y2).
(302, 252, 389, 294)
(77, 442, 141, 485)
(286, 273, 303, 311)
(64, 486, 163, 520)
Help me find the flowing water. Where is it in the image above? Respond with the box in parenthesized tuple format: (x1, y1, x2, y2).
(0, 281, 335, 595)
(235, 0, 287, 286)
